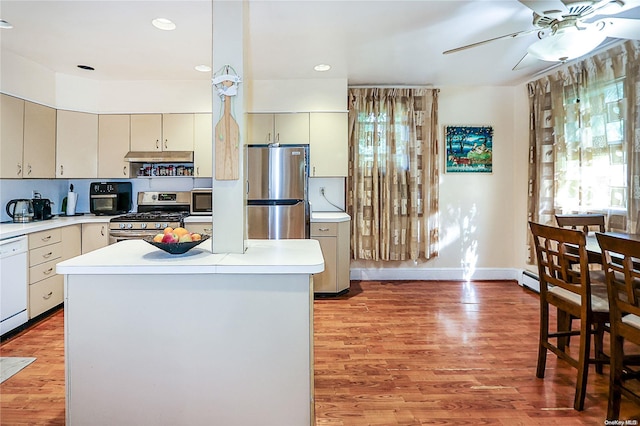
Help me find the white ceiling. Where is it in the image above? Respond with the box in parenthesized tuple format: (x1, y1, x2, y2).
(1, 0, 639, 87)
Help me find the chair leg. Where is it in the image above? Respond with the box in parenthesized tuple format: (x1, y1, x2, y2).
(594, 321, 606, 375)
(607, 334, 624, 420)
(557, 310, 571, 351)
(574, 320, 591, 411)
(537, 300, 549, 379)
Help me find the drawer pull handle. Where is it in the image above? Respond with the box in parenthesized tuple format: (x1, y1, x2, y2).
(43, 252, 53, 258)
(42, 235, 52, 241)
(204, 228, 212, 233)
(43, 291, 53, 300)
(318, 228, 330, 231)
(44, 267, 54, 275)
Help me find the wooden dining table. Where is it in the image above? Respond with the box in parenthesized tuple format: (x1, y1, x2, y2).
(586, 232, 640, 261)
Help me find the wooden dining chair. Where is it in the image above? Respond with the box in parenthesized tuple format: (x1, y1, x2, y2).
(529, 221, 610, 411)
(555, 213, 606, 235)
(608, 214, 628, 233)
(596, 232, 640, 419)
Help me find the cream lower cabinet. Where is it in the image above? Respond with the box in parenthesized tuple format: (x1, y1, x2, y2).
(81, 223, 109, 254)
(27, 228, 62, 318)
(184, 220, 213, 237)
(311, 220, 350, 294)
(27, 225, 81, 318)
(247, 113, 309, 144)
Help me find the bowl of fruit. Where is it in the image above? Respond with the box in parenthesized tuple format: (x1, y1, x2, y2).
(145, 227, 210, 255)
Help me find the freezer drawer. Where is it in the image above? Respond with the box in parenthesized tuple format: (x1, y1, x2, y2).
(247, 145, 307, 200)
(247, 201, 308, 239)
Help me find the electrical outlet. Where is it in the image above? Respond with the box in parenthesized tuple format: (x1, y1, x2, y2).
(320, 187, 325, 196)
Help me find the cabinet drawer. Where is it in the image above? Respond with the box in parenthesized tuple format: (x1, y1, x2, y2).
(29, 274, 63, 318)
(29, 242, 62, 266)
(311, 222, 337, 237)
(28, 228, 62, 249)
(29, 258, 59, 284)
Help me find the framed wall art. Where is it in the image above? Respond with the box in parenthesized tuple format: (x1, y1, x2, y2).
(445, 125, 493, 173)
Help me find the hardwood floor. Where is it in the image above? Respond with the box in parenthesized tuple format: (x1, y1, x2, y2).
(2, 280, 640, 425)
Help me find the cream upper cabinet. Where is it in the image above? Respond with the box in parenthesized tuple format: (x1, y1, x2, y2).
(98, 115, 130, 178)
(130, 114, 162, 151)
(130, 114, 194, 152)
(309, 112, 348, 177)
(162, 113, 194, 151)
(247, 113, 309, 144)
(56, 110, 98, 178)
(194, 113, 212, 178)
(0, 94, 24, 178)
(23, 101, 57, 179)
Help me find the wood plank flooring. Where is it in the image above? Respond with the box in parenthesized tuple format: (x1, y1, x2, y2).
(2, 280, 640, 425)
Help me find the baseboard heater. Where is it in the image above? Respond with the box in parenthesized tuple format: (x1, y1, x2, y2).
(520, 270, 540, 293)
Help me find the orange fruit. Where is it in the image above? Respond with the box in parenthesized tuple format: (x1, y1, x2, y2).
(191, 233, 202, 241)
(153, 233, 164, 242)
(163, 227, 174, 235)
(173, 227, 189, 237)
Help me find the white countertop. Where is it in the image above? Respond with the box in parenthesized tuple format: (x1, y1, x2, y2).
(311, 211, 350, 222)
(56, 238, 324, 275)
(0, 214, 111, 240)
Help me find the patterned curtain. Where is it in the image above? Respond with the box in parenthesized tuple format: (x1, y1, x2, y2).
(527, 40, 640, 263)
(347, 88, 439, 262)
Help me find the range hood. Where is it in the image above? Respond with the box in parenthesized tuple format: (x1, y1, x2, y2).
(124, 151, 194, 163)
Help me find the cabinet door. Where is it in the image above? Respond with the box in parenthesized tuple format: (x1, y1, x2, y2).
(0, 94, 24, 178)
(81, 223, 109, 254)
(98, 115, 130, 178)
(162, 113, 194, 151)
(61, 225, 82, 261)
(246, 113, 275, 143)
(130, 114, 162, 151)
(309, 112, 348, 177)
(56, 110, 98, 178)
(312, 235, 337, 293)
(23, 101, 56, 178)
(194, 113, 213, 177)
(186, 222, 213, 236)
(275, 113, 309, 144)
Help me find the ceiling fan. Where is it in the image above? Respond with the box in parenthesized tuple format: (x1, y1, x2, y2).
(443, 0, 640, 70)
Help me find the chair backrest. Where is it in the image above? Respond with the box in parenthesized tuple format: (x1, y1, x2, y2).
(608, 214, 628, 233)
(529, 221, 592, 302)
(596, 233, 640, 325)
(555, 214, 606, 235)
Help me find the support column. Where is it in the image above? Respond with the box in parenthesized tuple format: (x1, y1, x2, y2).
(211, 1, 246, 253)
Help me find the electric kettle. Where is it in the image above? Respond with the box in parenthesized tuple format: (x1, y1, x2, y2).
(6, 199, 34, 223)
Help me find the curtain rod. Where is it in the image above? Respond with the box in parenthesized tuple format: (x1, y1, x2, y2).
(348, 84, 436, 89)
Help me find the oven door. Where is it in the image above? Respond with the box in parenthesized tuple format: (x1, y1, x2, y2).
(108, 230, 157, 245)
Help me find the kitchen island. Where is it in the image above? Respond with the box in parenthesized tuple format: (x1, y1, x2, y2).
(56, 239, 324, 426)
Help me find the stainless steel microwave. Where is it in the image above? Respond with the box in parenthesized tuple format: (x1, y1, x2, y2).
(190, 189, 212, 215)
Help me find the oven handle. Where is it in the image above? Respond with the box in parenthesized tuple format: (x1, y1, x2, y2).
(109, 231, 156, 239)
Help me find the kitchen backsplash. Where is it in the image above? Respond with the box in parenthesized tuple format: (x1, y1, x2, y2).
(0, 176, 344, 223)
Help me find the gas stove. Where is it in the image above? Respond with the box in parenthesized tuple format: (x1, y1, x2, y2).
(109, 191, 191, 242)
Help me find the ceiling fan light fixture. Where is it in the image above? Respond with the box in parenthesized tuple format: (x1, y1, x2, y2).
(527, 26, 607, 62)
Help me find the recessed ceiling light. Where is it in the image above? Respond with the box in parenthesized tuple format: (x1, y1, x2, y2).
(77, 65, 95, 71)
(314, 64, 331, 72)
(152, 18, 176, 31)
(0, 19, 13, 29)
(195, 65, 212, 72)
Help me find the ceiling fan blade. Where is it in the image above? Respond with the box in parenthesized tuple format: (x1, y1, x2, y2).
(518, 0, 568, 18)
(513, 52, 541, 70)
(443, 28, 539, 55)
(599, 17, 640, 39)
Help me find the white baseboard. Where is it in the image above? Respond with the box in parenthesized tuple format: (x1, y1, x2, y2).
(520, 270, 540, 293)
(349, 268, 521, 281)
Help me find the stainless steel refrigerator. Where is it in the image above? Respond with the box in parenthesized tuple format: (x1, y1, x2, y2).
(247, 144, 310, 239)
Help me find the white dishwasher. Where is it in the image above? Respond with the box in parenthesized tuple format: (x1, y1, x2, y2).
(0, 235, 28, 336)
